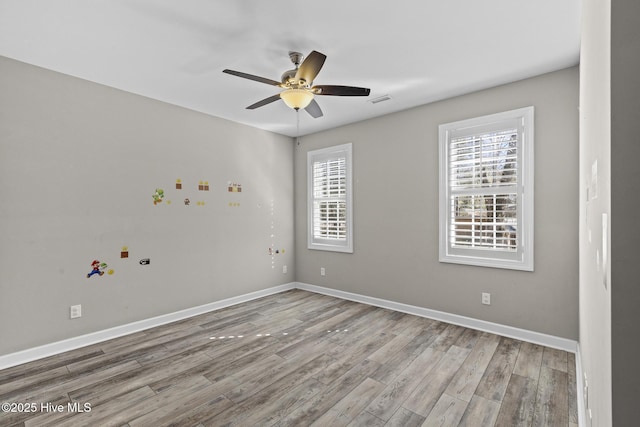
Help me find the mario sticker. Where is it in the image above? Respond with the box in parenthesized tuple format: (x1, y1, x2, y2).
(87, 260, 108, 278)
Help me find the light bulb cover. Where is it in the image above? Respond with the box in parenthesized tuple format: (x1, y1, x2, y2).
(280, 89, 314, 110)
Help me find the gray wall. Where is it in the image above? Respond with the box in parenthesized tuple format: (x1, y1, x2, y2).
(295, 67, 579, 340)
(0, 57, 295, 355)
(611, 0, 640, 425)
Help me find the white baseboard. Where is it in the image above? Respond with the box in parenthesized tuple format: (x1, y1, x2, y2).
(0, 283, 296, 371)
(1, 281, 579, 372)
(295, 282, 578, 353)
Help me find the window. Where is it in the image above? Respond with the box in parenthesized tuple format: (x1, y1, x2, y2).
(439, 107, 534, 271)
(308, 143, 353, 253)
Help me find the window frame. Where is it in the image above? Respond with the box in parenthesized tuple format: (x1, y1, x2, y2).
(438, 107, 534, 271)
(307, 143, 353, 253)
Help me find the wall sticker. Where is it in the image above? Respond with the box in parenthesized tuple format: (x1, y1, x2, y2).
(87, 259, 108, 278)
(228, 182, 242, 193)
(152, 188, 165, 205)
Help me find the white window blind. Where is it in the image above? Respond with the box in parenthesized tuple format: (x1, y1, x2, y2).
(313, 157, 347, 240)
(449, 130, 518, 252)
(308, 144, 353, 252)
(439, 107, 534, 271)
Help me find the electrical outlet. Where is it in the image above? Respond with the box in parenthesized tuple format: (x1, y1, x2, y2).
(282, 265, 288, 274)
(482, 293, 491, 305)
(70, 304, 82, 319)
(320, 267, 326, 276)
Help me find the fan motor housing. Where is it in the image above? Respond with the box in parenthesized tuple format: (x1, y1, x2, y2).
(281, 69, 297, 86)
(282, 51, 308, 87)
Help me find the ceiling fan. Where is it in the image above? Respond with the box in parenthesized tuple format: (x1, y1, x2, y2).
(223, 50, 370, 118)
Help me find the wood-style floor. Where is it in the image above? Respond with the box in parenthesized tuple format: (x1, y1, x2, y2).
(0, 290, 578, 427)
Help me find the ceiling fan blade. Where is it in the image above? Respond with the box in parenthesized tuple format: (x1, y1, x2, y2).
(312, 85, 371, 96)
(223, 69, 282, 86)
(304, 99, 323, 118)
(246, 94, 282, 109)
(295, 51, 327, 85)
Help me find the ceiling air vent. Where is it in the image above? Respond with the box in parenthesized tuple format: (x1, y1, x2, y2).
(369, 94, 392, 104)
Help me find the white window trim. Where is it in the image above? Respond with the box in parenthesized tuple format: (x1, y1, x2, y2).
(307, 143, 353, 253)
(439, 107, 534, 271)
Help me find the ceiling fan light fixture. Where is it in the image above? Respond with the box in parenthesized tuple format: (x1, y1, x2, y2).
(280, 88, 314, 110)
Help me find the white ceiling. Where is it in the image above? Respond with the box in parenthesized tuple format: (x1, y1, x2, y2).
(0, 0, 581, 137)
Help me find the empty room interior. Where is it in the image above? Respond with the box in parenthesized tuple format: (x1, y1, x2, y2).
(1, 1, 638, 426)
